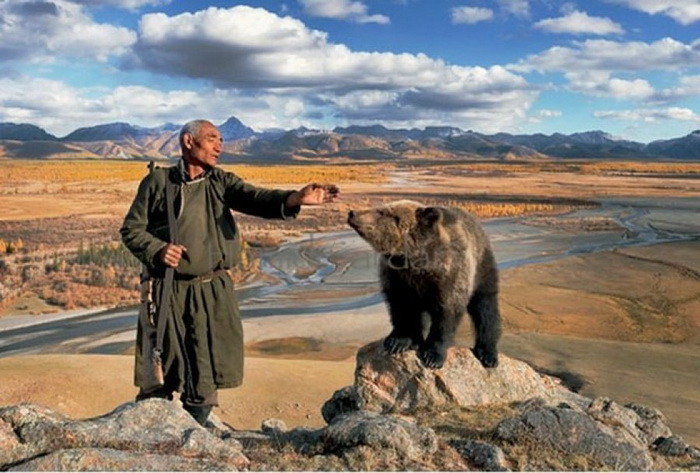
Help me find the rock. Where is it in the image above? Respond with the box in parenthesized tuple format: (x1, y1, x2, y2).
(261, 418, 288, 434)
(0, 400, 249, 471)
(322, 386, 360, 424)
(654, 436, 692, 457)
(450, 439, 509, 471)
(321, 411, 437, 460)
(8, 447, 234, 471)
(348, 340, 576, 415)
(625, 402, 673, 445)
(495, 405, 654, 471)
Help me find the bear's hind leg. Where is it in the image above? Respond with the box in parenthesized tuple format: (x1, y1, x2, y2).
(467, 290, 501, 368)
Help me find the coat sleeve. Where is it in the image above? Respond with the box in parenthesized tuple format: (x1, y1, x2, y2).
(221, 170, 300, 219)
(120, 173, 168, 268)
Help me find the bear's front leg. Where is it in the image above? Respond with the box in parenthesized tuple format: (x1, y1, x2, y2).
(382, 281, 423, 355)
(419, 305, 462, 369)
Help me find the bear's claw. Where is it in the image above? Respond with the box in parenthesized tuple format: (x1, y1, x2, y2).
(418, 347, 446, 369)
(384, 336, 417, 354)
(473, 346, 499, 368)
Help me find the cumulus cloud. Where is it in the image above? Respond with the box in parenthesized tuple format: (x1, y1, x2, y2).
(451, 6, 494, 24)
(656, 75, 700, 102)
(129, 5, 536, 131)
(537, 109, 562, 117)
(0, 75, 320, 135)
(594, 107, 700, 122)
(298, 0, 389, 24)
(566, 71, 655, 99)
(71, 0, 170, 11)
(0, 0, 136, 62)
(511, 37, 700, 73)
(497, 0, 530, 18)
(606, 0, 700, 25)
(534, 10, 624, 35)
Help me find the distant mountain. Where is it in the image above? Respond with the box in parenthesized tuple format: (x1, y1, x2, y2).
(646, 130, 700, 160)
(1, 117, 698, 161)
(0, 123, 57, 141)
(62, 122, 157, 142)
(492, 130, 645, 159)
(218, 117, 255, 141)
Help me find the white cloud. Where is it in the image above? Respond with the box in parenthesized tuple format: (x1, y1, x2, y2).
(497, 0, 530, 18)
(657, 75, 700, 102)
(606, 0, 700, 25)
(70, 0, 170, 11)
(511, 37, 700, 73)
(0, 75, 321, 135)
(451, 6, 494, 24)
(594, 107, 700, 122)
(129, 5, 537, 132)
(537, 109, 562, 117)
(534, 10, 624, 35)
(566, 71, 655, 99)
(298, 0, 389, 24)
(0, 0, 136, 62)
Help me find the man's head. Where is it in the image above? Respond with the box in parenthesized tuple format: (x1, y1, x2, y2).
(179, 119, 222, 170)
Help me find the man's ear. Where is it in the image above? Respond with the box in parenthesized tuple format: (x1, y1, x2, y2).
(182, 132, 194, 150)
(416, 207, 442, 227)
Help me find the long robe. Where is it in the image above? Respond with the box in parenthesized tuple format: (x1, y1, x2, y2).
(120, 164, 298, 401)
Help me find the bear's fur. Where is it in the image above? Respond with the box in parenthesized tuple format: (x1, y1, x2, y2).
(347, 200, 501, 369)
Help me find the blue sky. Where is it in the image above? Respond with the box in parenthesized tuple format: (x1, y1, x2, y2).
(0, 0, 698, 141)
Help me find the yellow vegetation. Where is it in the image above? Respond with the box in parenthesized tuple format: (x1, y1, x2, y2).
(0, 160, 388, 184)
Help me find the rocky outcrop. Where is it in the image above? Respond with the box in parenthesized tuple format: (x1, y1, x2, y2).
(1, 340, 698, 471)
(0, 400, 248, 471)
(322, 340, 585, 422)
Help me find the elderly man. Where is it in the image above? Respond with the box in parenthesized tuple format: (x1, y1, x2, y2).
(120, 119, 339, 424)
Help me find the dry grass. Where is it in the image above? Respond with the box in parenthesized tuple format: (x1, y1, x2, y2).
(431, 161, 700, 176)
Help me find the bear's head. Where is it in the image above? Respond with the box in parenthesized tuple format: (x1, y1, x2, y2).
(347, 200, 448, 266)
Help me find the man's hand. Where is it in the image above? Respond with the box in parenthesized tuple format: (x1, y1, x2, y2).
(286, 183, 340, 207)
(159, 243, 187, 268)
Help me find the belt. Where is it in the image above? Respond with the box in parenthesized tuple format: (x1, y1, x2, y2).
(172, 268, 229, 283)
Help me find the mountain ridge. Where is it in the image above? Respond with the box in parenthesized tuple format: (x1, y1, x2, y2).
(1, 119, 698, 161)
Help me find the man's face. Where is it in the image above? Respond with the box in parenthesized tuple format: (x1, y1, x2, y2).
(183, 122, 223, 169)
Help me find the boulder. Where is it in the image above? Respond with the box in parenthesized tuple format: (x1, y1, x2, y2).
(0, 399, 249, 471)
(321, 411, 437, 460)
(326, 340, 583, 416)
(495, 404, 654, 471)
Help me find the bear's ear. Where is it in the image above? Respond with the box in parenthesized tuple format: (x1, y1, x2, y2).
(416, 206, 442, 227)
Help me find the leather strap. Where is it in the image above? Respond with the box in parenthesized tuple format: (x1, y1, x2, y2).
(154, 180, 178, 357)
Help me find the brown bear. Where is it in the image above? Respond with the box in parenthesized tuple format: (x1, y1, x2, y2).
(347, 200, 501, 369)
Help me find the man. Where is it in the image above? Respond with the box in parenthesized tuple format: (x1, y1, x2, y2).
(120, 119, 339, 425)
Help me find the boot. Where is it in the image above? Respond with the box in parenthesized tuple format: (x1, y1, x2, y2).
(184, 404, 212, 426)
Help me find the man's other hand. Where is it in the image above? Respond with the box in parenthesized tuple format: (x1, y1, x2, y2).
(159, 243, 187, 268)
(287, 183, 340, 207)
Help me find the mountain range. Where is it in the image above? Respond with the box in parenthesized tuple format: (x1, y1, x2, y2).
(0, 118, 698, 161)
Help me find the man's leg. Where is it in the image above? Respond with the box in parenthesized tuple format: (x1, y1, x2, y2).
(136, 384, 175, 401)
(181, 390, 218, 426)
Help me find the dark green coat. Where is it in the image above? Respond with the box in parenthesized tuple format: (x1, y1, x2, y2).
(121, 164, 298, 400)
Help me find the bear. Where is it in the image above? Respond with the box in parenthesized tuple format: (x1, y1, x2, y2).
(347, 200, 501, 369)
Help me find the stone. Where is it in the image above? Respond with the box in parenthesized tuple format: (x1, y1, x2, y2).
(261, 418, 288, 434)
(495, 405, 654, 471)
(321, 386, 360, 424)
(8, 448, 234, 471)
(349, 340, 575, 415)
(0, 400, 249, 471)
(450, 439, 509, 471)
(654, 436, 691, 457)
(321, 411, 437, 460)
(625, 402, 673, 445)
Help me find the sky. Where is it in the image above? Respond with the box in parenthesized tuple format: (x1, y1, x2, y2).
(0, 0, 698, 142)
